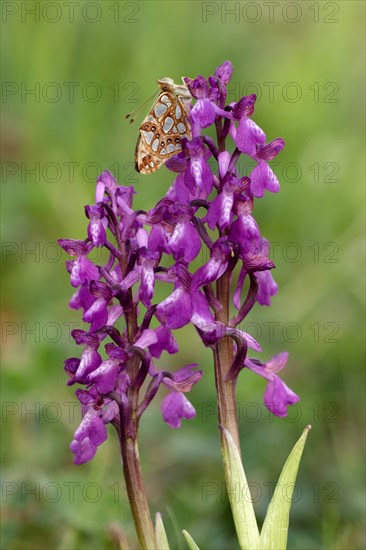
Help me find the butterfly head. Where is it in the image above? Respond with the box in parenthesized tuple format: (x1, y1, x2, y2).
(157, 77, 191, 99)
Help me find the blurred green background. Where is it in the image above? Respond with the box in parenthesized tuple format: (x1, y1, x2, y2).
(1, 1, 365, 548)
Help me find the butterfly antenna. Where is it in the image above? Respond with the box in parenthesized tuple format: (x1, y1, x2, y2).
(125, 90, 158, 124)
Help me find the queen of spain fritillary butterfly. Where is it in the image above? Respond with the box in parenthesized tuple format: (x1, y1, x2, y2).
(134, 78, 192, 175)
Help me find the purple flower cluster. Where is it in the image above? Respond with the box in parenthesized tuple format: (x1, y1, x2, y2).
(59, 61, 299, 465)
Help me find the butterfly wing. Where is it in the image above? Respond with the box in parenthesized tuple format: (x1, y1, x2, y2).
(135, 91, 191, 175)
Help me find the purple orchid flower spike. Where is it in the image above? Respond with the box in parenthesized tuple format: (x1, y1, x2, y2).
(59, 60, 299, 549)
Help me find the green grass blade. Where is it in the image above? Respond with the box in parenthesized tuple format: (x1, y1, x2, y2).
(259, 425, 311, 550)
(182, 529, 200, 550)
(155, 512, 170, 550)
(221, 427, 260, 550)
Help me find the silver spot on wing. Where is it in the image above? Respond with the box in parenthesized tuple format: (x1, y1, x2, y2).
(145, 131, 154, 145)
(155, 103, 168, 117)
(163, 117, 174, 133)
(161, 95, 172, 106)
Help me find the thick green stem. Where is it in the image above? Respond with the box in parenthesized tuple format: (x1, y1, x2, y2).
(214, 270, 241, 453)
(119, 434, 156, 550)
(120, 284, 155, 547)
(212, 112, 241, 450)
(108, 187, 156, 549)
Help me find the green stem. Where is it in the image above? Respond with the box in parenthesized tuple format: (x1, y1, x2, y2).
(214, 270, 241, 453)
(119, 432, 156, 549)
(213, 117, 241, 453)
(120, 262, 155, 547)
(108, 191, 156, 548)
(119, 303, 156, 549)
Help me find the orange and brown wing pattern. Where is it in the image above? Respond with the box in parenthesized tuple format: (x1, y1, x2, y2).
(135, 83, 191, 175)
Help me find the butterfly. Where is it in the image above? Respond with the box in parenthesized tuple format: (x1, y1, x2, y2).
(133, 78, 192, 175)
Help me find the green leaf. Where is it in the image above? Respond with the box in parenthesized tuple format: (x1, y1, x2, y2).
(182, 529, 200, 550)
(259, 425, 311, 550)
(221, 426, 260, 550)
(155, 512, 170, 550)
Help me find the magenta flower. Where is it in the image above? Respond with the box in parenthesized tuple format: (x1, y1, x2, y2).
(184, 75, 220, 129)
(156, 278, 212, 331)
(256, 270, 279, 306)
(85, 204, 107, 247)
(70, 408, 108, 464)
(161, 392, 196, 429)
(245, 353, 300, 417)
(160, 364, 203, 428)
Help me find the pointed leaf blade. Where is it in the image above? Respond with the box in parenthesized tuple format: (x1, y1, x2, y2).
(155, 512, 170, 550)
(221, 426, 260, 550)
(182, 529, 200, 550)
(259, 425, 311, 550)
